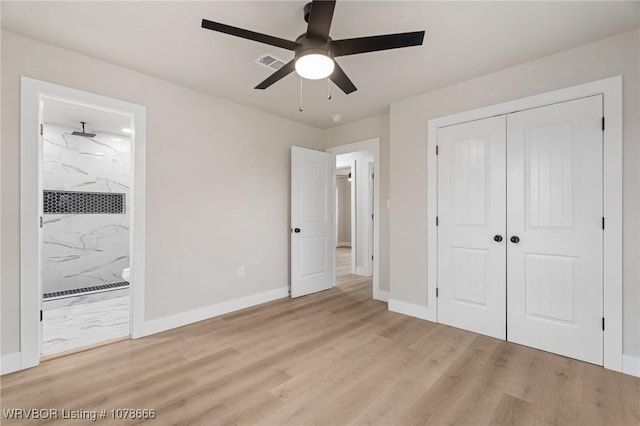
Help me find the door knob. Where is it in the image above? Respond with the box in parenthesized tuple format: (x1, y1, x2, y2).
(493, 235, 503, 242)
(294, 228, 301, 233)
(510, 236, 520, 243)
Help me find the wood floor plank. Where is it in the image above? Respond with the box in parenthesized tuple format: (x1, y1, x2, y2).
(1, 247, 638, 426)
(488, 393, 534, 426)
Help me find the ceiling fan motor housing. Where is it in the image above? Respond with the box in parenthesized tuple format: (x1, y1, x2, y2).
(294, 33, 333, 61)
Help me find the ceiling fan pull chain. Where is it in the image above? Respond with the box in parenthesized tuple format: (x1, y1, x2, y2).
(328, 77, 332, 100)
(299, 76, 304, 112)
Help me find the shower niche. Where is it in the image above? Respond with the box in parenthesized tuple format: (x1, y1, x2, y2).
(43, 190, 125, 214)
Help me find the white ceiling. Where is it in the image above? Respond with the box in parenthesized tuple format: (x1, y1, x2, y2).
(3, 1, 638, 129)
(43, 98, 132, 137)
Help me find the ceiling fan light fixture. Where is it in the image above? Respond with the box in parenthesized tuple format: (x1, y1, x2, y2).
(202, 0, 426, 95)
(295, 50, 335, 80)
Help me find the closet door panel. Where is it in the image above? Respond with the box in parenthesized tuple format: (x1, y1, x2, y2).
(506, 95, 603, 365)
(437, 115, 506, 339)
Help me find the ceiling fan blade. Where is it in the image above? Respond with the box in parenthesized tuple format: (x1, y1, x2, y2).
(306, 0, 336, 41)
(330, 62, 357, 95)
(331, 31, 425, 57)
(202, 19, 299, 51)
(255, 60, 296, 90)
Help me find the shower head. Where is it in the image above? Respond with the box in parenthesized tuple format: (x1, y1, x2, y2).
(71, 121, 96, 138)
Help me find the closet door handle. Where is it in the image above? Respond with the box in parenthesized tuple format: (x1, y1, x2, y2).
(510, 236, 520, 244)
(293, 228, 301, 233)
(493, 235, 503, 242)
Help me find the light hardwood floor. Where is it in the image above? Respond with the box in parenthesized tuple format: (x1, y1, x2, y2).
(1, 247, 638, 425)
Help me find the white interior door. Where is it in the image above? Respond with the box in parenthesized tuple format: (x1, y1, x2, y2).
(437, 115, 507, 339)
(291, 146, 336, 298)
(507, 95, 603, 365)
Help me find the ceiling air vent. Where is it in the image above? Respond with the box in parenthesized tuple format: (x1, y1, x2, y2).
(255, 53, 286, 71)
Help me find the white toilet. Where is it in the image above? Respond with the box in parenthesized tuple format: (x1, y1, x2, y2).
(122, 267, 131, 282)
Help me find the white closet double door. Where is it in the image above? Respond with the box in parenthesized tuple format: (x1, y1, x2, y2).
(437, 95, 604, 365)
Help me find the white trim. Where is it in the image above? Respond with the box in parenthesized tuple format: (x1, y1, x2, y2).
(388, 299, 436, 322)
(1, 353, 22, 375)
(373, 289, 389, 303)
(366, 159, 375, 276)
(427, 76, 623, 372)
(622, 355, 640, 377)
(20, 77, 147, 371)
(140, 287, 289, 337)
(349, 159, 356, 275)
(327, 139, 381, 298)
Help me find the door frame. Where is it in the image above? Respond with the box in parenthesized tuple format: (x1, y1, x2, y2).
(367, 160, 375, 276)
(427, 76, 622, 372)
(20, 77, 147, 370)
(327, 139, 383, 301)
(335, 162, 357, 274)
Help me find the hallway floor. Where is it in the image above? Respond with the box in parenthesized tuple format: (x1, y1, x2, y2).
(336, 246, 353, 280)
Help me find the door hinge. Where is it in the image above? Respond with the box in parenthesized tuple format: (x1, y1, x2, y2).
(40, 123, 43, 136)
(40, 310, 43, 322)
(602, 217, 605, 230)
(372, 214, 374, 220)
(40, 216, 43, 228)
(602, 317, 605, 331)
(436, 288, 439, 298)
(371, 255, 374, 261)
(602, 117, 605, 131)
(436, 145, 439, 155)
(436, 216, 439, 226)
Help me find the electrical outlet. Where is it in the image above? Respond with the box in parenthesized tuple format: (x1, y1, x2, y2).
(238, 265, 245, 277)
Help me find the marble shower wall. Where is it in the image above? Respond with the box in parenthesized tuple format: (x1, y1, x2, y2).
(42, 123, 130, 293)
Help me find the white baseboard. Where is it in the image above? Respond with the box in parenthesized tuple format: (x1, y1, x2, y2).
(388, 299, 436, 322)
(355, 267, 372, 277)
(373, 289, 389, 302)
(1, 352, 22, 375)
(141, 287, 289, 337)
(336, 242, 351, 248)
(622, 354, 640, 377)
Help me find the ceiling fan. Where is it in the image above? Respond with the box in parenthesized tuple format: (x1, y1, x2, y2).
(201, 0, 425, 95)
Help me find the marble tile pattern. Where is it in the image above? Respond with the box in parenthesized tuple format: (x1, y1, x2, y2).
(42, 123, 131, 293)
(42, 294, 130, 356)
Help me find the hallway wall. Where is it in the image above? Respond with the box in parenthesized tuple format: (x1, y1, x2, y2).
(336, 175, 351, 246)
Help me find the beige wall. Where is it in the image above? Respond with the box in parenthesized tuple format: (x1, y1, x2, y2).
(1, 31, 324, 355)
(324, 113, 391, 292)
(389, 29, 640, 357)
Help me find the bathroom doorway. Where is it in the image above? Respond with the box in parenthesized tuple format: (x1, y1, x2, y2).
(40, 99, 132, 357)
(20, 78, 147, 370)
